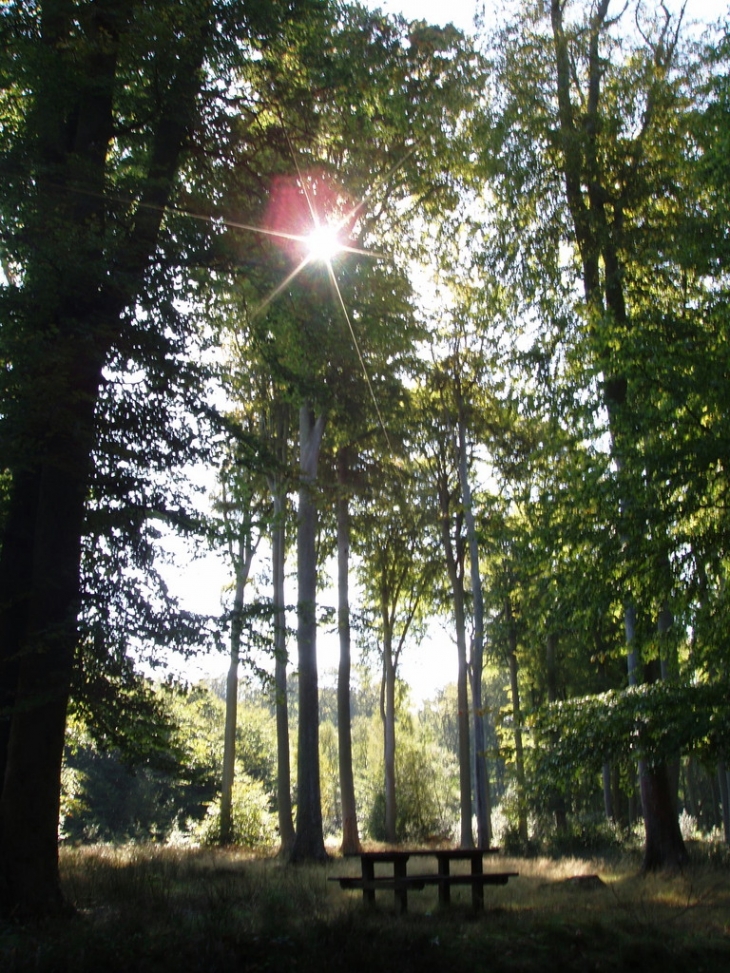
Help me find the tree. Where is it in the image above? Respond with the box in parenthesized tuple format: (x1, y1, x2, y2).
(418, 375, 474, 848)
(0, 0, 326, 916)
(356, 462, 438, 843)
(215, 453, 267, 846)
(483, 0, 721, 869)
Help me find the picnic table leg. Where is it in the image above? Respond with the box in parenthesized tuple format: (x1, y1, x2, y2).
(437, 857, 450, 908)
(471, 856, 484, 910)
(362, 858, 376, 908)
(394, 858, 408, 914)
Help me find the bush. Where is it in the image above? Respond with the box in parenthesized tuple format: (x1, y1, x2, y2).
(195, 774, 278, 848)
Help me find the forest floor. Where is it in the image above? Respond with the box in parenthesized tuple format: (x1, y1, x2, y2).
(2, 843, 730, 971)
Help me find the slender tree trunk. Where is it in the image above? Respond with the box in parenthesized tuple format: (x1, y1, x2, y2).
(456, 406, 492, 847)
(220, 542, 246, 845)
(454, 583, 474, 849)
(266, 403, 295, 854)
(219, 510, 259, 845)
(436, 477, 473, 849)
(718, 761, 730, 844)
(381, 625, 398, 844)
(545, 632, 568, 834)
(603, 763, 615, 822)
(272, 486, 296, 853)
(505, 598, 528, 844)
(291, 405, 328, 863)
(336, 451, 361, 854)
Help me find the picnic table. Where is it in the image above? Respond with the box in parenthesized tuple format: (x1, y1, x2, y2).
(329, 848, 518, 913)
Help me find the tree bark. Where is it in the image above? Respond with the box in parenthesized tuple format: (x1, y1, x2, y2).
(220, 514, 257, 845)
(545, 632, 568, 834)
(290, 405, 328, 863)
(336, 451, 361, 855)
(718, 761, 730, 844)
(505, 598, 528, 844)
(272, 479, 295, 854)
(381, 627, 398, 844)
(435, 457, 473, 849)
(220, 542, 246, 845)
(456, 407, 492, 848)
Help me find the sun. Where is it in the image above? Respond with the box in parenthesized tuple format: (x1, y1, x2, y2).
(305, 222, 343, 264)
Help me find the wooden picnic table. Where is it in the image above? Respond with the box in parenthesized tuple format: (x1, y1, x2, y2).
(330, 848, 518, 913)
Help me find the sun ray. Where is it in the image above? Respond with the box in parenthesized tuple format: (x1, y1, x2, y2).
(325, 260, 393, 453)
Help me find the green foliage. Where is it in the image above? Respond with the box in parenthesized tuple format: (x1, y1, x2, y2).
(365, 708, 459, 843)
(532, 681, 730, 789)
(194, 775, 278, 848)
(62, 681, 282, 845)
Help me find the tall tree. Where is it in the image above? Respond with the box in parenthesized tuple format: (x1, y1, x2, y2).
(485, 0, 715, 869)
(0, 0, 325, 916)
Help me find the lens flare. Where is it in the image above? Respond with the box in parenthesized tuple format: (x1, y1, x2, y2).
(305, 222, 343, 263)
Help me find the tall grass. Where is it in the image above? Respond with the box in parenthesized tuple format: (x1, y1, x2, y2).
(1, 843, 729, 972)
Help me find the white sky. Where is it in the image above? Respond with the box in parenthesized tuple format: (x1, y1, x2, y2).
(365, 0, 729, 32)
(164, 0, 729, 701)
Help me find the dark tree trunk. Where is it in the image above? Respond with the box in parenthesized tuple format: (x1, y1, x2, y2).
(718, 761, 730, 844)
(546, 632, 568, 834)
(640, 764, 689, 871)
(290, 405, 328, 863)
(505, 599, 528, 844)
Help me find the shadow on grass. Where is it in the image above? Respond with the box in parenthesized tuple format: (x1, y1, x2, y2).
(1, 845, 729, 972)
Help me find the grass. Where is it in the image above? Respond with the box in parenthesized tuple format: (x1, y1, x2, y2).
(1, 844, 729, 971)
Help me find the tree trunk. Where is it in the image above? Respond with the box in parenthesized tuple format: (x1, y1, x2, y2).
(454, 582, 474, 849)
(266, 403, 295, 854)
(505, 598, 528, 844)
(456, 406, 491, 848)
(219, 547, 246, 845)
(272, 485, 296, 853)
(545, 632, 568, 834)
(290, 405, 328, 863)
(336, 451, 361, 855)
(603, 763, 615, 823)
(436, 463, 473, 849)
(626, 605, 688, 871)
(0, 439, 93, 917)
(220, 520, 256, 845)
(718, 761, 730, 844)
(0, 3, 214, 914)
(381, 629, 398, 844)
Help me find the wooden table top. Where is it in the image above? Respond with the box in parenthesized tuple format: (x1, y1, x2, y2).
(350, 848, 500, 862)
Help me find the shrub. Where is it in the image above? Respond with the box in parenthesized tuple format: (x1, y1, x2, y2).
(195, 774, 278, 848)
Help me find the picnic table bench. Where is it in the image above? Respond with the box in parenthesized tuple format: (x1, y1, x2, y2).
(329, 848, 518, 914)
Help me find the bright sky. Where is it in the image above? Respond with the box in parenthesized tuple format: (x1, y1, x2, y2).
(365, 0, 729, 32)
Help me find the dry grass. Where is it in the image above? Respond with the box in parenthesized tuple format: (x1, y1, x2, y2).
(1, 844, 729, 972)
